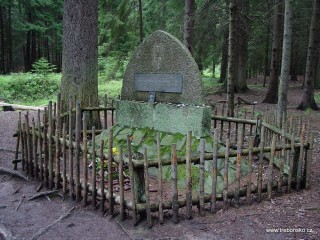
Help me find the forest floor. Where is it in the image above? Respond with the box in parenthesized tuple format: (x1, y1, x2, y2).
(0, 77, 320, 240)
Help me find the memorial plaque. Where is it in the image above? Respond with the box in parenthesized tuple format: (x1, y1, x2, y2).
(134, 73, 183, 93)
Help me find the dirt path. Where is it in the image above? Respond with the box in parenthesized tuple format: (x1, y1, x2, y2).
(1, 79, 320, 240)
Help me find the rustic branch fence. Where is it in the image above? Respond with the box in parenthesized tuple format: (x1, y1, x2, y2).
(13, 94, 314, 226)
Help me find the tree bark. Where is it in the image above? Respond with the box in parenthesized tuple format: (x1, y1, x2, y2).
(138, 0, 144, 43)
(184, 0, 195, 54)
(237, 0, 249, 92)
(263, 0, 271, 87)
(297, 0, 320, 110)
(0, 5, 5, 74)
(7, 0, 12, 73)
(61, 0, 100, 126)
(263, 0, 282, 104)
(315, 48, 320, 89)
(220, 24, 229, 84)
(277, 0, 293, 126)
(227, 0, 238, 117)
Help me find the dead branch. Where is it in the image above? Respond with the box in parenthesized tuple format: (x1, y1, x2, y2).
(0, 148, 17, 153)
(15, 198, 23, 211)
(0, 167, 30, 182)
(12, 185, 22, 194)
(36, 183, 43, 192)
(237, 96, 254, 105)
(30, 207, 75, 240)
(27, 190, 59, 201)
(0, 102, 44, 111)
(305, 207, 320, 211)
(115, 219, 134, 240)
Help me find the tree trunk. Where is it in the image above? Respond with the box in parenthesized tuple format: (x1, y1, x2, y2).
(263, 4, 271, 88)
(263, 31, 270, 87)
(297, 0, 320, 110)
(160, 0, 167, 30)
(184, 0, 195, 54)
(315, 48, 320, 89)
(7, 0, 12, 73)
(290, 44, 298, 81)
(220, 24, 229, 84)
(263, 0, 282, 104)
(237, 0, 249, 92)
(61, 0, 100, 126)
(227, 0, 238, 117)
(277, 0, 293, 126)
(0, 5, 5, 74)
(138, 0, 144, 43)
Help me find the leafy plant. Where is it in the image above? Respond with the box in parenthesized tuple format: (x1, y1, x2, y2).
(0, 73, 60, 104)
(32, 57, 57, 76)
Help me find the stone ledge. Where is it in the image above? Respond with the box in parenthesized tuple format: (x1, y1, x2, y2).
(116, 100, 211, 138)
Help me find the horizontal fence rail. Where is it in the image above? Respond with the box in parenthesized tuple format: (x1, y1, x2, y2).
(12, 94, 314, 227)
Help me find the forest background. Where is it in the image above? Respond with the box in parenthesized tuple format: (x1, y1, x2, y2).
(0, 0, 319, 112)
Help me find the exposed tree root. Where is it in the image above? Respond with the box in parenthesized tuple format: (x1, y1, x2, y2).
(27, 190, 59, 201)
(0, 167, 30, 182)
(15, 198, 23, 211)
(0, 223, 17, 240)
(30, 207, 75, 240)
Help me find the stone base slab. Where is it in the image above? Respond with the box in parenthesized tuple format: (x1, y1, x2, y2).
(116, 100, 211, 138)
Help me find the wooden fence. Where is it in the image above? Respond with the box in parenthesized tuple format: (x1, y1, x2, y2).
(13, 94, 314, 226)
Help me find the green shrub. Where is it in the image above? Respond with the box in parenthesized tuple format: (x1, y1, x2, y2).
(32, 57, 57, 76)
(0, 73, 60, 104)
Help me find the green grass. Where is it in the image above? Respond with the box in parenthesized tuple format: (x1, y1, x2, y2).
(98, 78, 122, 102)
(0, 73, 123, 106)
(0, 73, 60, 106)
(1, 72, 222, 106)
(315, 92, 320, 104)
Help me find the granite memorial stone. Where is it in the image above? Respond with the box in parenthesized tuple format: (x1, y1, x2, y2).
(116, 30, 211, 137)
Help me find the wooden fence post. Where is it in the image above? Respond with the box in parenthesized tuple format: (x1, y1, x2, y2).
(257, 125, 265, 202)
(32, 119, 38, 179)
(37, 109, 43, 180)
(100, 140, 105, 214)
(199, 138, 205, 215)
(211, 129, 218, 213)
(186, 131, 192, 219)
(235, 126, 243, 206)
(62, 123, 67, 193)
(247, 137, 253, 204)
(157, 133, 164, 224)
(144, 148, 152, 228)
(75, 100, 81, 201)
(305, 133, 314, 189)
(55, 93, 61, 189)
(296, 124, 306, 189)
(92, 126, 97, 208)
(223, 138, 230, 210)
(108, 128, 114, 216)
(14, 114, 21, 170)
(48, 102, 53, 189)
(83, 113, 88, 206)
(119, 145, 125, 221)
(127, 135, 137, 226)
(171, 144, 179, 224)
(43, 108, 48, 187)
(68, 96, 74, 198)
(267, 134, 276, 200)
